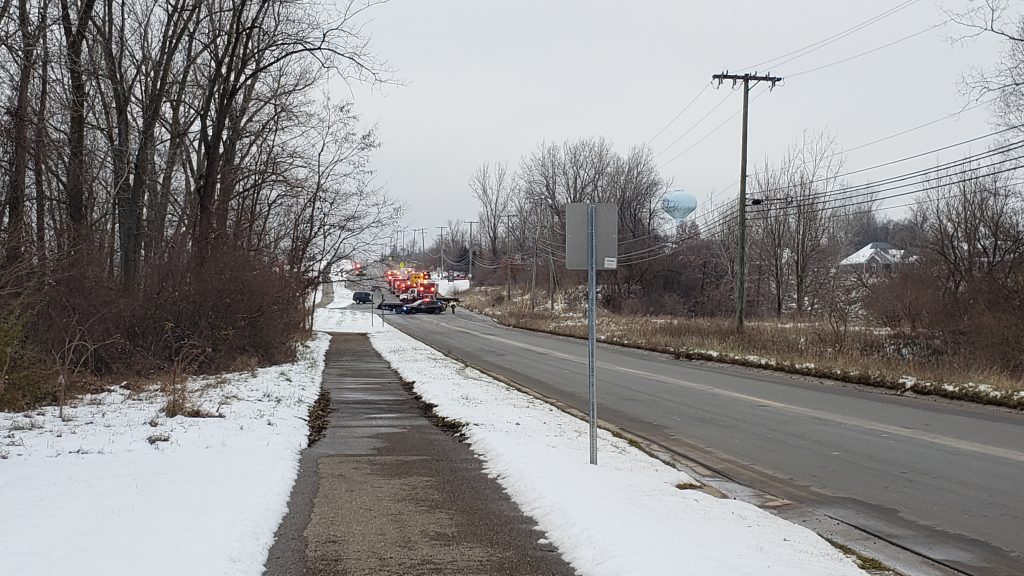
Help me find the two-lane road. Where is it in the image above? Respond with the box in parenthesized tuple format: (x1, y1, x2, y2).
(380, 305, 1024, 576)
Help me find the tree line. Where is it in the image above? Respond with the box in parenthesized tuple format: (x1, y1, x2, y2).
(0, 0, 397, 409)
(458, 126, 1023, 376)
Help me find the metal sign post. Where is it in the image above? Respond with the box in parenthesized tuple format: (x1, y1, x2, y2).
(586, 205, 598, 465)
(566, 203, 617, 465)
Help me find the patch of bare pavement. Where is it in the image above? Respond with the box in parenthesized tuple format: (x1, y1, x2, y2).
(263, 333, 577, 576)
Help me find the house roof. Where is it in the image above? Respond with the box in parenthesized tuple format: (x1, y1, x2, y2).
(839, 242, 911, 266)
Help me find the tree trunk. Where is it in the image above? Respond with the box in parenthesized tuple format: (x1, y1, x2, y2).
(33, 5, 49, 262)
(60, 0, 98, 253)
(4, 0, 36, 270)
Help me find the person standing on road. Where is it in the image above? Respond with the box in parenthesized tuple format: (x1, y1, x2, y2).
(450, 301, 457, 314)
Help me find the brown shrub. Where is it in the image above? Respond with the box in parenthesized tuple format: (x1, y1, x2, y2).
(4, 248, 309, 410)
(462, 286, 1024, 397)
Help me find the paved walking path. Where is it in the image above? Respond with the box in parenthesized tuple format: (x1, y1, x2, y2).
(263, 332, 577, 576)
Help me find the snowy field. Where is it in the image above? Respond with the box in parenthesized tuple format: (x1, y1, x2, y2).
(0, 306, 338, 576)
(316, 295, 867, 576)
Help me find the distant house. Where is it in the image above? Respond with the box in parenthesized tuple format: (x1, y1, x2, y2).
(839, 242, 914, 274)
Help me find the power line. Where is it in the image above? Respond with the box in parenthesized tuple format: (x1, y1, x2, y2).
(735, 0, 921, 72)
(624, 165, 1019, 266)
(752, 126, 1023, 199)
(750, 173, 1021, 233)
(749, 154, 1024, 220)
(753, 148, 1024, 216)
(835, 185, 1014, 220)
(788, 21, 947, 78)
(654, 89, 735, 159)
(616, 207, 740, 260)
(618, 222, 733, 266)
(709, 97, 998, 196)
(658, 86, 769, 170)
(749, 140, 1024, 213)
(647, 84, 710, 145)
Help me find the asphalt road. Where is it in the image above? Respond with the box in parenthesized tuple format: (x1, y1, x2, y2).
(349, 274, 1024, 576)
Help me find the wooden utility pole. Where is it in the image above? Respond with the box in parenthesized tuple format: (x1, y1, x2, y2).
(530, 210, 542, 310)
(711, 71, 782, 331)
(466, 220, 477, 282)
(436, 226, 446, 275)
(412, 227, 426, 269)
(548, 252, 555, 311)
(504, 214, 514, 302)
(413, 228, 426, 256)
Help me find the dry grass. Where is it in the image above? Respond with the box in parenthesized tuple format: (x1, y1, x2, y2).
(306, 386, 331, 446)
(460, 287, 1024, 409)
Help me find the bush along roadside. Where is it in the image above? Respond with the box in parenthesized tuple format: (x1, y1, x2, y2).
(460, 293, 1024, 411)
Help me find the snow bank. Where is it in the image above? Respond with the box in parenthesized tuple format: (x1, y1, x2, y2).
(0, 334, 331, 576)
(317, 306, 866, 576)
(327, 279, 354, 308)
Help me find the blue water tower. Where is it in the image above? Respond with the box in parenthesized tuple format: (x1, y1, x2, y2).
(663, 190, 698, 224)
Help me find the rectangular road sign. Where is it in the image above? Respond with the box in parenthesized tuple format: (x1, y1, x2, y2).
(565, 203, 617, 270)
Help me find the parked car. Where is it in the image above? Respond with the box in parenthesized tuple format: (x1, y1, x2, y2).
(400, 299, 445, 314)
(352, 291, 372, 304)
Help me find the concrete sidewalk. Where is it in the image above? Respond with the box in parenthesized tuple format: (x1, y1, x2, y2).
(263, 333, 577, 576)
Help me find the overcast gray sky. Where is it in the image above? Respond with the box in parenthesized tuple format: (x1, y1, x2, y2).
(339, 0, 1003, 242)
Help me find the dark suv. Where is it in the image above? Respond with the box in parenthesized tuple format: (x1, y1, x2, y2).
(352, 291, 372, 304)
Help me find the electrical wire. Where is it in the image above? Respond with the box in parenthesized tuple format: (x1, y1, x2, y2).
(618, 225, 725, 266)
(748, 158, 1023, 221)
(752, 151, 1024, 218)
(614, 207, 740, 261)
(654, 90, 736, 159)
(647, 84, 711, 145)
(750, 180, 1018, 235)
(707, 97, 999, 198)
(748, 141, 1024, 214)
(751, 129, 1024, 201)
(787, 21, 947, 78)
(735, 0, 921, 72)
(659, 86, 769, 170)
(843, 186, 1013, 219)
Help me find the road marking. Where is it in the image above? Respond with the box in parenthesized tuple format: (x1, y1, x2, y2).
(438, 321, 1024, 464)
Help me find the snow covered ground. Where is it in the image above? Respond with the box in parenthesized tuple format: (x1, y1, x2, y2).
(316, 299, 867, 576)
(0, 320, 334, 575)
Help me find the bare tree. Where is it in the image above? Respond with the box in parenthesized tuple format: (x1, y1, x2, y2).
(913, 159, 1024, 296)
(751, 156, 791, 318)
(2, 0, 39, 269)
(952, 0, 1024, 134)
(469, 162, 513, 259)
(0, 0, 398, 409)
(60, 0, 99, 251)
